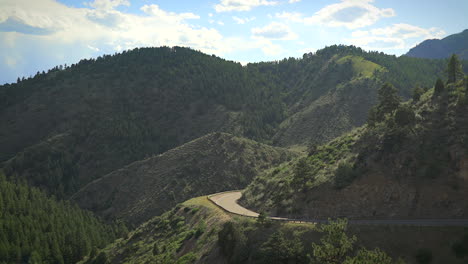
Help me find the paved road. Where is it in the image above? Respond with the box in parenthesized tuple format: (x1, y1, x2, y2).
(209, 191, 259, 217)
(208, 191, 468, 226)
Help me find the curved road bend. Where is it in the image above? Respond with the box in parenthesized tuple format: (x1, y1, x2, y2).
(208, 191, 468, 226)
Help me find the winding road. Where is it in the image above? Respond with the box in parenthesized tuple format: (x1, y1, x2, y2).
(208, 191, 468, 226)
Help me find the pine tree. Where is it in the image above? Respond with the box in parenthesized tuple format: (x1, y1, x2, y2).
(434, 78, 445, 96)
(447, 54, 463, 84)
(379, 83, 400, 115)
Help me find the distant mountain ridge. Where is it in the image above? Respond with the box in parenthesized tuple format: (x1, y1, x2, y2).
(406, 29, 468, 59)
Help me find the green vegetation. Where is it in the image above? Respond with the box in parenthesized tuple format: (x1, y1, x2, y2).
(415, 248, 433, 264)
(336, 55, 385, 78)
(241, 129, 360, 216)
(1, 44, 468, 264)
(89, 194, 468, 263)
(84, 197, 229, 264)
(448, 54, 464, 84)
(71, 133, 297, 225)
(0, 45, 456, 199)
(452, 233, 468, 259)
(242, 51, 468, 221)
(0, 172, 124, 264)
(333, 162, 359, 189)
(434, 78, 445, 96)
(0, 47, 286, 198)
(218, 218, 401, 264)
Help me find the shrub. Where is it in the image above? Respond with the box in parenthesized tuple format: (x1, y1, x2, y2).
(334, 162, 358, 189)
(415, 248, 433, 264)
(194, 221, 206, 238)
(452, 234, 468, 259)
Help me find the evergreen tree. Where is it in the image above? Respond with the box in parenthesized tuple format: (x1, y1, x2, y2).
(447, 54, 463, 84)
(293, 157, 313, 188)
(368, 82, 401, 126)
(434, 78, 445, 96)
(394, 105, 416, 128)
(378, 83, 401, 116)
(260, 231, 305, 263)
(312, 218, 357, 264)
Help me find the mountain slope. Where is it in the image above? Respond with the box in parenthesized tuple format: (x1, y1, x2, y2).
(84, 195, 468, 264)
(406, 29, 468, 59)
(241, 79, 468, 220)
(71, 133, 297, 225)
(0, 47, 285, 197)
(0, 45, 452, 199)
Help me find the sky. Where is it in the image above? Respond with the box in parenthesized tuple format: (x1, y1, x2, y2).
(0, 0, 467, 84)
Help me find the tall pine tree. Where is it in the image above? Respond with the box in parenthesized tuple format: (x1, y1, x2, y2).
(447, 54, 463, 84)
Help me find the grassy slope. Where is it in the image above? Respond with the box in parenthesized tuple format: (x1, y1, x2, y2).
(71, 132, 298, 225)
(242, 80, 468, 220)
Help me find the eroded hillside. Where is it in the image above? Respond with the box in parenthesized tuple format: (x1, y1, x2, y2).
(71, 132, 297, 225)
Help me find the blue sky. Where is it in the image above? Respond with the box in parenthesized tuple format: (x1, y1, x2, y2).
(0, 0, 467, 84)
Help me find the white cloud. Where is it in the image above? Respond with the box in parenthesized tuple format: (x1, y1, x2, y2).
(87, 44, 100, 51)
(346, 23, 446, 50)
(275, 12, 304, 23)
(0, 0, 261, 84)
(215, 0, 279, 12)
(303, 0, 395, 29)
(232, 16, 255, 24)
(86, 0, 130, 10)
(5, 55, 18, 67)
(257, 39, 283, 56)
(288, 0, 301, 3)
(208, 19, 224, 25)
(252, 22, 298, 40)
(1, 0, 295, 83)
(0, 0, 227, 55)
(140, 5, 200, 21)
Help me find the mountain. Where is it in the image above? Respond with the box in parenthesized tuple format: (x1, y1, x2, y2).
(406, 29, 468, 59)
(2, 44, 468, 264)
(71, 132, 297, 225)
(0, 45, 452, 201)
(0, 47, 286, 198)
(240, 78, 468, 220)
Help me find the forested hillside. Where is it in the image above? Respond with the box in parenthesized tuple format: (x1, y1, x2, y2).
(0, 45, 454, 199)
(241, 58, 468, 220)
(0, 47, 285, 198)
(0, 172, 125, 264)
